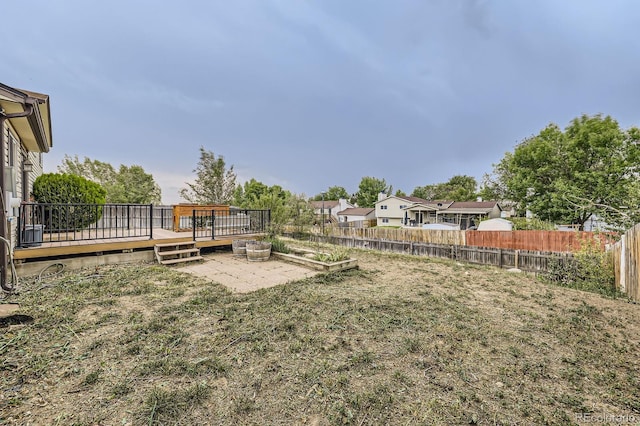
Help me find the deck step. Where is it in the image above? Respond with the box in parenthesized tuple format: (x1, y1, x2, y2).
(160, 255, 204, 265)
(154, 241, 202, 265)
(154, 241, 198, 248)
(156, 248, 200, 256)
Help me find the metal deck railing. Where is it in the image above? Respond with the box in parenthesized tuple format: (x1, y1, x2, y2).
(17, 203, 270, 247)
(188, 209, 271, 240)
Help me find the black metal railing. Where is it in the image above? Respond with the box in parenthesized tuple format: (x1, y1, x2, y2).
(17, 203, 174, 247)
(190, 208, 271, 240)
(17, 203, 270, 247)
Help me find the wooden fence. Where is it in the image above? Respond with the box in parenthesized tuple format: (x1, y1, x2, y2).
(310, 234, 572, 273)
(467, 230, 612, 253)
(172, 204, 230, 232)
(612, 224, 640, 301)
(320, 227, 466, 246)
(336, 219, 377, 229)
(318, 227, 610, 253)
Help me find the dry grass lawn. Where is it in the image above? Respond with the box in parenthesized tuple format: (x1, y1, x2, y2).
(1, 244, 639, 425)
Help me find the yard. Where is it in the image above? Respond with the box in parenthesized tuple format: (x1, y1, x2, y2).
(1, 245, 639, 425)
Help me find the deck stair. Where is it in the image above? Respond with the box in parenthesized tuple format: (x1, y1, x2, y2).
(154, 241, 203, 265)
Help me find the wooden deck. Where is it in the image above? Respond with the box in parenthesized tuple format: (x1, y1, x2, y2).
(14, 228, 266, 262)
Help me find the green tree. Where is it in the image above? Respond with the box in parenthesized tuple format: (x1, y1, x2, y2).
(412, 175, 477, 201)
(58, 155, 161, 204)
(180, 147, 237, 204)
(233, 179, 313, 232)
(58, 155, 117, 195)
(354, 177, 389, 208)
(250, 186, 291, 231)
(488, 114, 640, 230)
(288, 193, 315, 233)
(112, 165, 162, 204)
(394, 189, 407, 197)
(477, 172, 506, 202)
(233, 178, 269, 206)
(411, 185, 437, 200)
(312, 186, 350, 201)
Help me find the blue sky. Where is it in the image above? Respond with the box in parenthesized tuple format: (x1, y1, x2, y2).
(2, 1, 640, 204)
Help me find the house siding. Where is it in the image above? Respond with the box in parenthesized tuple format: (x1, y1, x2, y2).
(2, 120, 41, 251)
(375, 196, 410, 226)
(377, 217, 404, 227)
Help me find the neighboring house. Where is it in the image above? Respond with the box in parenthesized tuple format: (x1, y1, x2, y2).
(337, 207, 375, 226)
(0, 82, 52, 254)
(310, 198, 353, 223)
(375, 193, 501, 229)
(402, 199, 454, 227)
(375, 193, 451, 227)
(436, 201, 502, 230)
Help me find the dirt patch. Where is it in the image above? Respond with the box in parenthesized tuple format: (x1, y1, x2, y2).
(175, 252, 321, 293)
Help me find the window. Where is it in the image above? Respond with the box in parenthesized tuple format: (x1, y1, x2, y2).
(382, 218, 389, 223)
(399, 205, 406, 209)
(380, 205, 388, 210)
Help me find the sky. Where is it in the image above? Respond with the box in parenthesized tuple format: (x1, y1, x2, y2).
(2, 1, 640, 204)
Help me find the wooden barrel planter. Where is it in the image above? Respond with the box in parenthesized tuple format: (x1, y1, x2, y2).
(232, 239, 257, 256)
(246, 242, 272, 262)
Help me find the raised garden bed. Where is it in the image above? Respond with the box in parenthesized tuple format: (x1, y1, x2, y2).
(271, 247, 358, 272)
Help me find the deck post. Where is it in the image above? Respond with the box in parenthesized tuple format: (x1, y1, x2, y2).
(17, 210, 22, 248)
(192, 209, 196, 241)
(211, 209, 215, 240)
(149, 204, 153, 240)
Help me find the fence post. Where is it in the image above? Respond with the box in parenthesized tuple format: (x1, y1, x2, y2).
(498, 249, 502, 269)
(149, 204, 153, 240)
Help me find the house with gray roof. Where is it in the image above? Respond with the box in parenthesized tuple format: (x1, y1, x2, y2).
(375, 193, 501, 229)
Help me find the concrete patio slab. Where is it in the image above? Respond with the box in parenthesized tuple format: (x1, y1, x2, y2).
(174, 252, 320, 293)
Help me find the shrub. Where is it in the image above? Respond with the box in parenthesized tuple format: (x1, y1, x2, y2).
(266, 236, 290, 253)
(33, 173, 107, 231)
(313, 247, 350, 263)
(541, 235, 616, 296)
(507, 217, 556, 230)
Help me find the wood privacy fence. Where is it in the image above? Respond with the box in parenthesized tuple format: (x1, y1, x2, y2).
(467, 230, 612, 252)
(319, 227, 610, 253)
(320, 227, 466, 246)
(310, 234, 572, 274)
(612, 224, 640, 301)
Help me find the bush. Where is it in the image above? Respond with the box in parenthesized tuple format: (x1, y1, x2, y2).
(313, 247, 350, 263)
(541, 236, 616, 296)
(266, 236, 290, 253)
(507, 217, 556, 230)
(33, 173, 107, 231)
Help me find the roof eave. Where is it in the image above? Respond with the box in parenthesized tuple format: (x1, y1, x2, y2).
(0, 85, 52, 153)
(23, 91, 52, 152)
